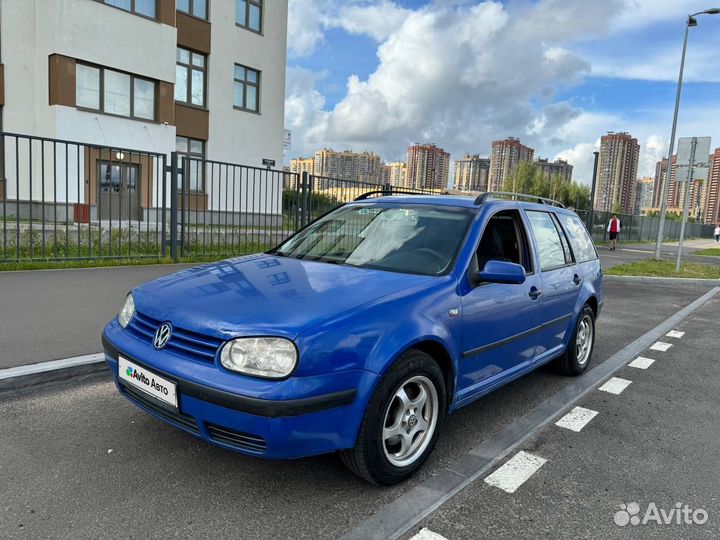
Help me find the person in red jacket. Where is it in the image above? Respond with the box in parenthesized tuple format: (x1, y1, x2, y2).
(607, 214, 621, 250)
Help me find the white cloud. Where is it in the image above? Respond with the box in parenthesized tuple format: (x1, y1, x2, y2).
(334, 1, 413, 42)
(287, 0, 620, 165)
(555, 142, 600, 187)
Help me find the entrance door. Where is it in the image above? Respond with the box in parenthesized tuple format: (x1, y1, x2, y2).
(98, 161, 141, 221)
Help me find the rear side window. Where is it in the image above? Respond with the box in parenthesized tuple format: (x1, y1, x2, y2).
(557, 213, 598, 263)
(526, 211, 568, 271)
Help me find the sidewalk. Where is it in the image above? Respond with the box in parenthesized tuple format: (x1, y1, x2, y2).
(0, 264, 195, 369)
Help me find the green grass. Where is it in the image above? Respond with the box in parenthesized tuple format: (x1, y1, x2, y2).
(606, 259, 720, 279)
(693, 248, 720, 257)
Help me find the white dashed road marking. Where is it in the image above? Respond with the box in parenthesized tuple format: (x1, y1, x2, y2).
(409, 528, 449, 540)
(484, 451, 547, 494)
(599, 377, 632, 395)
(666, 330, 685, 338)
(555, 406, 598, 432)
(629, 357, 656, 370)
(650, 341, 673, 352)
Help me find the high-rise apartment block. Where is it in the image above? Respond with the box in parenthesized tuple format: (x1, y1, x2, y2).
(534, 158, 573, 184)
(0, 0, 288, 215)
(488, 138, 534, 191)
(635, 177, 654, 214)
(406, 144, 450, 190)
(703, 148, 720, 224)
(384, 162, 407, 187)
(594, 132, 640, 213)
(312, 149, 383, 184)
(453, 154, 490, 192)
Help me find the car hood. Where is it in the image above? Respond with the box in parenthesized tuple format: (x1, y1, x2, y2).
(131, 254, 435, 340)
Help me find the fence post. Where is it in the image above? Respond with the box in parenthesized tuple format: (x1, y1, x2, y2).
(300, 171, 309, 227)
(169, 151, 179, 262)
(384, 182, 392, 193)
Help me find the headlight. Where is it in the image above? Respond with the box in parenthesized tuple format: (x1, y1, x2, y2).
(118, 294, 135, 328)
(220, 337, 297, 378)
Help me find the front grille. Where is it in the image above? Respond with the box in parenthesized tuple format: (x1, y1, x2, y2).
(122, 383, 199, 435)
(207, 423, 267, 454)
(127, 310, 223, 364)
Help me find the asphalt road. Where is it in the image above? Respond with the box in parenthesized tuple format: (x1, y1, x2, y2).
(0, 264, 196, 369)
(414, 293, 720, 539)
(1, 279, 716, 539)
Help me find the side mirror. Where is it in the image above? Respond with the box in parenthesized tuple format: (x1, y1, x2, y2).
(475, 260, 526, 285)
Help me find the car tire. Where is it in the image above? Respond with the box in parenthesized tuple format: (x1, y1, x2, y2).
(555, 305, 595, 376)
(340, 349, 446, 485)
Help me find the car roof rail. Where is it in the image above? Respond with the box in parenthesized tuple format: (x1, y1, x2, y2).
(473, 191, 565, 208)
(354, 190, 432, 201)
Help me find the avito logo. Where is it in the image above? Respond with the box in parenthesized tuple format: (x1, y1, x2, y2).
(126, 366, 133, 377)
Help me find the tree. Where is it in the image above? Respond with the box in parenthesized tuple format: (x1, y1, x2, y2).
(502, 162, 591, 210)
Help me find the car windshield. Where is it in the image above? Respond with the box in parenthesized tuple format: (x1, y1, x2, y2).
(274, 204, 474, 276)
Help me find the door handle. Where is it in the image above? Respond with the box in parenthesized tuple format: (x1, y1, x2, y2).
(528, 287, 542, 299)
(573, 274, 583, 285)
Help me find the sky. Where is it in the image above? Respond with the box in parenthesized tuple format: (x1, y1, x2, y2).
(284, 0, 720, 186)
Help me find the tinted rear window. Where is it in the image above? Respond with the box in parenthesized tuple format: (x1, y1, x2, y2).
(557, 213, 598, 263)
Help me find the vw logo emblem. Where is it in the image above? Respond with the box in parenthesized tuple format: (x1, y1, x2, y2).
(153, 323, 172, 350)
(408, 415, 418, 428)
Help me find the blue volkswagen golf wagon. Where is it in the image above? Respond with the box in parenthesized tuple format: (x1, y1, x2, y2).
(102, 191, 603, 485)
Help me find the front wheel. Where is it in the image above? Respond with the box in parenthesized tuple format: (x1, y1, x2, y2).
(555, 305, 595, 376)
(340, 350, 446, 485)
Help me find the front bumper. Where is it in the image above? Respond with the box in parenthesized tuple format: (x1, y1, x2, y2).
(102, 320, 378, 459)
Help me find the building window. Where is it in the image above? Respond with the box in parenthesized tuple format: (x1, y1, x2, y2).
(236, 0, 262, 32)
(176, 136, 205, 192)
(175, 47, 206, 108)
(177, 0, 208, 20)
(101, 0, 157, 18)
(233, 64, 260, 113)
(76, 63, 157, 121)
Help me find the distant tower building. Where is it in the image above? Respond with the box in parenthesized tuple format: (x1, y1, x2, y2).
(383, 162, 407, 187)
(703, 148, 720, 224)
(453, 154, 490, 192)
(594, 132, 640, 213)
(651, 155, 679, 209)
(289, 157, 314, 188)
(488, 138, 534, 191)
(635, 177, 654, 214)
(312, 149, 384, 184)
(534, 158, 573, 184)
(406, 143, 450, 190)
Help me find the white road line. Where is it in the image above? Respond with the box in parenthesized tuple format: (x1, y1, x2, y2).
(408, 529, 449, 540)
(666, 330, 685, 338)
(650, 341, 672, 352)
(622, 248, 654, 254)
(598, 377, 632, 395)
(629, 357, 656, 370)
(484, 451, 547, 494)
(0, 353, 105, 381)
(555, 406, 598, 432)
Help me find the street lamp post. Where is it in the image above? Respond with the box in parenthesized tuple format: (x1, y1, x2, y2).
(654, 9, 720, 259)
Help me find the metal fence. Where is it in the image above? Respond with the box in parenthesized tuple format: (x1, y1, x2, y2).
(1, 130, 713, 265)
(576, 209, 715, 244)
(0, 131, 440, 264)
(0, 132, 167, 262)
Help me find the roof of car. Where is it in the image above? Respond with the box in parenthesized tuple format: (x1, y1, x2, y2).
(348, 194, 574, 212)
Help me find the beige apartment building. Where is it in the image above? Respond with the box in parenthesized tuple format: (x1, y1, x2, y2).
(488, 138, 534, 191)
(312, 149, 383, 184)
(384, 162, 407, 187)
(534, 158, 573, 184)
(703, 148, 720, 224)
(453, 154, 489, 192)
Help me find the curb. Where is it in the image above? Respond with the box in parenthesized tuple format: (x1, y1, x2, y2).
(0, 353, 108, 393)
(604, 275, 720, 285)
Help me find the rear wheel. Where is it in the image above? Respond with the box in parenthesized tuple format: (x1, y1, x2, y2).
(340, 350, 446, 485)
(555, 305, 595, 376)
